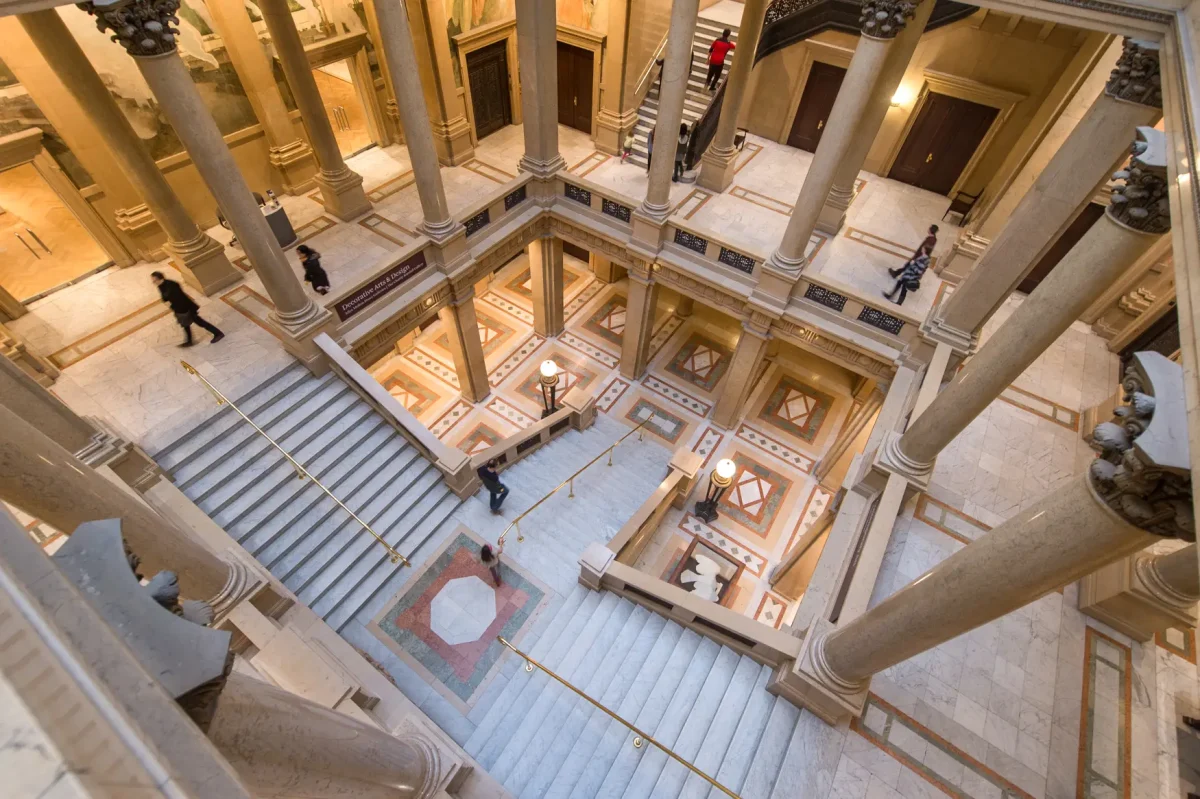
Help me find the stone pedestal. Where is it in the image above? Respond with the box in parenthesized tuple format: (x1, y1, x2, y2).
(1079, 543, 1199, 641)
(619, 265, 659, 380)
(711, 319, 770, 429)
(439, 293, 490, 403)
(528, 234, 564, 336)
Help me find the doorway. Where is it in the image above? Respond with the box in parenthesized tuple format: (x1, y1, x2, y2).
(0, 162, 109, 302)
(787, 61, 846, 152)
(557, 42, 594, 134)
(467, 41, 513, 141)
(311, 61, 374, 157)
(888, 92, 998, 195)
(1018, 202, 1106, 294)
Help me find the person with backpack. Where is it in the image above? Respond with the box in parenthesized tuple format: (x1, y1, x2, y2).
(884, 251, 930, 306)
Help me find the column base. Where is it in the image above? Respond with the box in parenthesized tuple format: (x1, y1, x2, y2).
(1078, 552, 1199, 642)
(697, 145, 737, 193)
(268, 139, 319, 194)
(314, 167, 372, 221)
(594, 108, 639, 156)
(433, 115, 475, 166)
(114, 203, 168, 260)
(767, 618, 867, 725)
(919, 312, 977, 361)
(748, 252, 803, 317)
(396, 716, 471, 798)
(871, 431, 934, 491)
(938, 232, 990, 284)
(815, 184, 856, 236)
(271, 304, 339, 376)
(630, 207, 669, 253)
(164, 232, 242, 297)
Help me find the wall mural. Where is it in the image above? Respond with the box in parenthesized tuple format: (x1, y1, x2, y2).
(0, 60, 93, 189)
(447, 0, 515, 86)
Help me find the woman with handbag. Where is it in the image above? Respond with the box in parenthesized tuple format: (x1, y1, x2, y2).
(884, 251, 930, 306)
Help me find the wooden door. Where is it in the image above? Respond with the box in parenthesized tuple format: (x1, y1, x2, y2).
(787, 62, 846, 152)
(557, 43, 594, 133)
(1018, 202, 1106, 294)
(466, 41, 512, 140)
(888, 92, 998, 195)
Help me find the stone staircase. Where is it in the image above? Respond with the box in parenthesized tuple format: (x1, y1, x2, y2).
(627, 15, 740, 169)
(152, 363, 462, 633)
(459, 586, 814, 799)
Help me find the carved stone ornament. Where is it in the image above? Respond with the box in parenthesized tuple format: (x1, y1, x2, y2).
(1108, 126, 1170, 235)
(1105, 38, 1162, 108)
(1089, 352, 1193, 541)
(859, 0, 916, 38)
(78, 0, 182, 57)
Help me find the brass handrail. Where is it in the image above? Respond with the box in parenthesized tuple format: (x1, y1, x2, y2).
(497, 636, 739, 799)
(180, 361, 409, 566)
(499, 418, 648, 544)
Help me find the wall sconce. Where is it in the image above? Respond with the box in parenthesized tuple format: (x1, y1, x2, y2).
(890, 86, 914, 107)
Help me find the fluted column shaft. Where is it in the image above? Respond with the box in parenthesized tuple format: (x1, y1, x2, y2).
(373, 0, 457, 241)
(697, 0, 768, 192)
(18, 9, 238, 296)
(642, 0, 702, 216)
(208, 672, 436, 799)
(258, 0, 372, 221)
(516, 0, 566, 177)
(0, 404, 232, 605)
(929, 38, 1161, 343)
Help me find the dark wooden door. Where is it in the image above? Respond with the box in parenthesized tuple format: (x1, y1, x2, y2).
(557, 43, 594, 133)
(1018, 202, 1106, 294)
(888, 93, 998, 195)
(787, 62, 846, 152)
(467, 41, 512, 140)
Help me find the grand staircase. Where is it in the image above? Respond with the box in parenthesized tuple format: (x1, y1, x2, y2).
(152, 363, 462, 633)
(627, 15, 740, 169)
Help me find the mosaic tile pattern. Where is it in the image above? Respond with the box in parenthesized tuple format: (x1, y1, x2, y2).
(505, 266, 581, 298)
(784, 485, 834, 552)
(430, 398, 473, 439)
(758, 374, 835, 442)
(583, 295, 627, 346)
(754, 591, 787, 629)
(648, 315, 685, 359)
(405, 348, 459, 388)
(516, 358, 598, 408)
(736, 424, 815, 473)
(479, 292, 535, 325)
(434, 310, 516, 358)
(643, 375, 712, 416)
(370, 532, 545, 705)
(691, 426, 724, 469)
(457, 422, 503, 456)
(564, 279, 604, 323)
(626, 398, 687, 444)
(596, 375, 632, 413)
(719, 452, 793, 537)
(678, 513, 767, 576)
(560, 331, 619, 369)
(382, 371, 439, 415)
(664, 333, 733, 392)
(487, 333, 544, 385)
(487, 396, 535, 429)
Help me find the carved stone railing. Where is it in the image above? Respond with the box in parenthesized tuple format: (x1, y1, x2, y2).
(469, 384, 599, 475)
(456, 171, 536, 244)
(663, 217, 764, 283)
(796, 274, 921, 348)
(554, 172, 640, 234)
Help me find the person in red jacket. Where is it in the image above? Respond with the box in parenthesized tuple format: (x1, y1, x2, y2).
(706, 29, 735, 91)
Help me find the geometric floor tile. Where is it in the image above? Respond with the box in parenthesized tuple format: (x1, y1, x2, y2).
(456, 422, 504, 456)
(516, 356, 598, 408)
(757, 373, 835, 442)
(583, 294, 627, 346)
(382, 372, 440, 416)
(505, 266, 580, 298)
(718, 451, 793, 538)
(434, 308, 516, 358)
(625, 397, 688, 444)
(664, 332, 732, 392)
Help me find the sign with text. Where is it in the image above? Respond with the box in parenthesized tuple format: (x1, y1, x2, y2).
(333, 250, 428, 321)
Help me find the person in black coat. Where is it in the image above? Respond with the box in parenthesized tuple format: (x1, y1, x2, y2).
(477, 458, 509, 513)
(298, 245, 330, 295)
(152, 271, 224, 347)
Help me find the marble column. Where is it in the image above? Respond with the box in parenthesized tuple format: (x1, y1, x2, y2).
(528, 234, 564, 336)
(439, 293, 490, 402)
(80, 0, 335, 367)
(373, 0, 459, 244)
(593, 0, 635, 154)
(619, 262, 660, 380)
(787, 357, 1191, 723)
(0, 404, 242, 608)
(816, 0, 934, 234)
(925, 38, 1161, 351)
(516, 0, 566, 182)
(813, 387, 884, 483)
(18, 9, 239, 297)
(881, 127, 1168, 483)
(639, 0, 702, 219)
(208, 672, 440, 799)
(675, 296, 695, 317)
(258, 0, 372, 221)
(0, 355, 95, 453)
(591, 253, 623, 283)
(711, 319, 771, 429)
(1079, 542, 1199, 641)
(755, 0, 917, 311)
(697, 0, 768, 193)
(205, 0, 317, 194)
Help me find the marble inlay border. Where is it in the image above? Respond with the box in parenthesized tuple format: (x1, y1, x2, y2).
(678, 513, 767, 576)
(735, 423, 815, 473)
(488, 332, 544, 386)
(732, 142, 763, 175)
(405, 348, 460, 388)
(642, 374, 712, 417)
(568, 151, 610, 179)
(358, 212, 416, 246)
(564, 278, 604, 323)
(462, 159, 516, 184)
(429, 398, 473, 439)
(596, 374, 631, 413)
(999, 384, 1080, 431)
(854, 693, 1036, 799)
(1077, 627, 1132, 799)
(691, 425, 724, 468)
(648, 314, 685, 359)
(672, 188, 714, 220)
(486, 395, 535, 429)
(560, 331, 619, 369)
(730, 185, 792, 217)
(1155, 626, 1197, 664)
(367, 169, 416, 202)
(48, 300, 169, 369)
(783, 484, 833, 553)
(479, 291, 535, 325)
(844, 226, 941, 270)
(233, 215, 338, 272)
(914, 493, 990, 545)
(753, 589, 788, 629)
(222, 285, 280, 342)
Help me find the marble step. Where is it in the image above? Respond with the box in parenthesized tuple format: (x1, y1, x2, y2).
(697, 664, 776, 799)
(152, 362, 308, 468)
(766, 711, 844, 799)
(517, 606, 661, 799)
(738, 696, 800, 799)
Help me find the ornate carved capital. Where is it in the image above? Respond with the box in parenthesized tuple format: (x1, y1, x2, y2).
(1089, 353, 1193, 541)
(1105, 38, 1161, 108)
(78, 0, 183, 57)
(859, 0, 916, 39)
(1107, 126, 1170, 235)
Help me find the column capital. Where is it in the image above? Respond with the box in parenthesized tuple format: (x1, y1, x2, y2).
(1106, 126, 1170, 235)
(860, 0, 917, 39)
(1134, 550, 1200, 609)
(743, 307, 776, 338)
(1105, 38, 1162, 108)
(80, 0, 182, 57)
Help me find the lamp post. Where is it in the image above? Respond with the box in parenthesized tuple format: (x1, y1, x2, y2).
(695, 458, 736, 523)
(539, 359, 560, 418)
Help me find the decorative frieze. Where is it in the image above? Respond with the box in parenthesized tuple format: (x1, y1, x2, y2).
(79, 0, 183, 56)
(1105, 38, 1162, 108)
(859, 0, 915, 38)
(653, 263, 746, 315)
(1108, 126, 1170, 235)
(773, 318, 894, 379)
(549, 215, 631, 266)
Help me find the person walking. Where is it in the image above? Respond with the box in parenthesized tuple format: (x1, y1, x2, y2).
(621, 132, 635, 163)
(298, 244, 330, 295)
(477, 458, 509, 514)
(883, 251, 930, 306)
(480, 542, 504, 587)
(706, 29, 735, 91)
(152, 271, 224, 347)
(673, 124, 689, 182)
(646, 126, 655, 174)
(914, 224, 938, 258)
